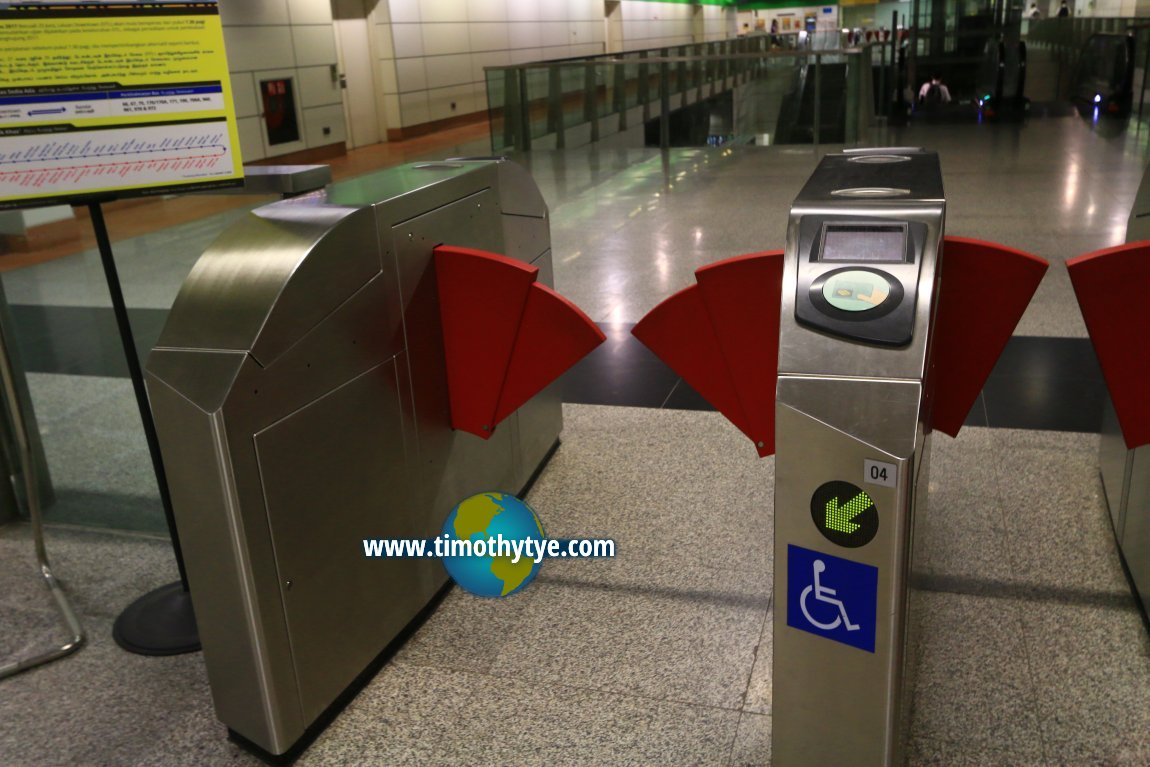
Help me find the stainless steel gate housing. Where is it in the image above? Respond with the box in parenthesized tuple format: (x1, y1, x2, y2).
(145, 159, 560, 755)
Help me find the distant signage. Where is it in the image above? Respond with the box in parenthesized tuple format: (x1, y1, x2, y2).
(0, 0, 243, 209)
(787, 545, 877, 653)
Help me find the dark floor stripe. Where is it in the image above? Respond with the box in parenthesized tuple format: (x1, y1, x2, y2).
(9, 306, 1107, 433)
(563, 322, 1106, 434)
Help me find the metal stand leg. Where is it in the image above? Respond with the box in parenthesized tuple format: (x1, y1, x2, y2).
(83, 202, 199, 656)
(0, 314, 85, 680)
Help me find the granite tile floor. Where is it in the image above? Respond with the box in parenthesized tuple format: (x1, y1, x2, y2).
(3, 112, 1150, 764)
(2, 407, 1147, 766)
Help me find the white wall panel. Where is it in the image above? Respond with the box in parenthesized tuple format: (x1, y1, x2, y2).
(291, 24, 338, 67)
(392, 23, 426, 57)
(374, 23, 396, 58)
(507, 2, 541, 21)
(421, 0, 468, 23)
(303, 104, 347, 146)
(425, 53, 474, 89)
(395, 57, 428, 91)
(470, 22, 510, 52)
(399, 91, 431, 125)
(509, 47, 544, 64)
(236, 115, 266, 161)
(571, 20, 596, 44)
(427, 83, 476, 120)
(382, 92, 401, 121)
(379, 59, 399, 93)
(230, 71, 259, 117)
(569, 0, 598, 20)
(219, 0, 289, 26)
(540, 21, 570, 47)
(423, 22, 472, 55)
(286, 0, 332, 25)
(541, 1, 568, 21)
(388, 0, 421, 23)
(508, 22, 543, 48)
(297, 64, 341, 107)
(467, 0, 507, 22)
(223, 25, 295, 71)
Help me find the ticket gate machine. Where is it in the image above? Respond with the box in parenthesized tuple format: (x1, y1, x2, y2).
(146, 159, 603, 757)
(773, 149, 944, 765)
(633, 147, 1048, 765)
(1069, 240, 1150, 621)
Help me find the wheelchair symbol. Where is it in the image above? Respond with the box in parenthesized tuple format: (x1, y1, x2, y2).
(799, 559, 859, 632)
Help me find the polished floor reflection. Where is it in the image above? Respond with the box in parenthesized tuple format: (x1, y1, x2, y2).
(3, 112, 1150, 766)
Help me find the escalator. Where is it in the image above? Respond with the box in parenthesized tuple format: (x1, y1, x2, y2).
(774, 61, 848, 143)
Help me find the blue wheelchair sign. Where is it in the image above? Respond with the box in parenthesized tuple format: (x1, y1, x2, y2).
(786, 544, 878, 653)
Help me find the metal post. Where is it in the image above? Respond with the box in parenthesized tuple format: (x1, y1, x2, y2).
(660, 61, 670, 150)
(1140, 29, 1150, 123)
(88, 202, 200, 656)
(0, 305, 85, 679)
(614, 60, 627, 131)
(908, 0, 920, 99)
(584, 62, 598, 144)
(639, 51, 650, 123)
(502, 68, 518, 151)
(518, 68, 531, 151)
(548, 66, 564, 148)
(814, 55, 822, 150)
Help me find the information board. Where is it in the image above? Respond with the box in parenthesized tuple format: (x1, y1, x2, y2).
(0, 1, 243, 209)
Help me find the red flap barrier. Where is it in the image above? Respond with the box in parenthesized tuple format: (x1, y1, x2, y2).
(929, 237, 1049, 437)
(632, 251, 784, 457)
(435, 245, 605, 439)
(1067, 241, 1150, 449)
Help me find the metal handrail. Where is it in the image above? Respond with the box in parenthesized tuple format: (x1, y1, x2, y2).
(487, 44, 873, 152)
(0, 312, 85, 680)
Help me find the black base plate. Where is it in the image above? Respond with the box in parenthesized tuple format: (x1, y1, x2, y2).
(113, 581, 200, 656)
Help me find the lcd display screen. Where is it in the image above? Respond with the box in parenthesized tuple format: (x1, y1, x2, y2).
(819, 225, 907, 263)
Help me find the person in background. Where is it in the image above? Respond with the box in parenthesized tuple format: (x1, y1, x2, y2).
(1058, 0, 1070, 16)
(917, 74, 952, 108)
(1028, 2, 1042, 18)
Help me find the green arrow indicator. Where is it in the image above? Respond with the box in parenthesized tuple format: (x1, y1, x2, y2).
(825, 492, 873, 534)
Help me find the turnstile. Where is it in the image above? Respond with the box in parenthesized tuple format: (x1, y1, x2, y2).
(772, 149, 944, 765)
(146, 159, 588, 756)
(631, 148, 1047, 767)
(1068, 222, 1150, 622)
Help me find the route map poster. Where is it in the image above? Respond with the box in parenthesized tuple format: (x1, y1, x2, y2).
(0, 1, 244, 210)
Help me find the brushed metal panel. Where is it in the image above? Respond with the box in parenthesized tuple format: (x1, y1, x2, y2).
(390, 189, 517, 524)
(147, 157, 564, 757)
(773, 402, 923, 767)
(795, 149, 944, 204)
(514, 253, 563, 489)
(146, 348, 247, 413)
(146, 363, 305, 752)
(502, 214, 551, 264)
(330, 162, 502, 227)
(159, 205, 377, 358)
(1122, 445, 1150, 616)
(390, 188, 502, 318)
(1099, 396, 1131, 537)
(776, 377, 923, 459)
(1125, 161, 1150, 242)
(220, 274, 408, 438)
(495, 158, 549, 218)
(255, 360, 444, 725)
